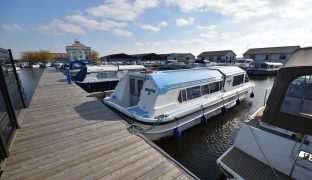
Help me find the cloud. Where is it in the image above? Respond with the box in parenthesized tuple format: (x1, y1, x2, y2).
(176, 17, 194, 26)
(140, 21, 168, 32)
(65, 14, 127, 30)
(166, 0, 312, 21)
(1, 24, 22, 31)
(38, 19, 87, 35)
(113, 29, 133, 37)
(86, 0, 159, 21)
(135, 42, 143, 46)
(197, 25, 218, 38)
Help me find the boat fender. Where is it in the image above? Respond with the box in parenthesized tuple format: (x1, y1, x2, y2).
(250, 92, 254, 98)
(236, 98, 241, 106)
(174, 127, 181, 137)
(221, 106, 227, 114)
(201, 115, 208, 124)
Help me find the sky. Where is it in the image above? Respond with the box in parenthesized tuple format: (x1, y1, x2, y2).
(1, 0, 312, 58)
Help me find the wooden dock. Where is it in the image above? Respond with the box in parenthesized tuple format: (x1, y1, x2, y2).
(1, 69, 196, 179)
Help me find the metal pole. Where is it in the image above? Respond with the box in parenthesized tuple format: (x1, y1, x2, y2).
(66, 68, 72, 84)
(8, 49, 27, 108)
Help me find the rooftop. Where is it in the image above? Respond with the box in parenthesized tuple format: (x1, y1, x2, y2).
(198, 50, 236, 57)
(243, 46, 300, 55)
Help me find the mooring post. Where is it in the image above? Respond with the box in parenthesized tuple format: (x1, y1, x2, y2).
(66, 68, 72, 84)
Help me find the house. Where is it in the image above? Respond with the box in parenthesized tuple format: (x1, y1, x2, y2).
(131, 53, 166, 66)
(51, 53, 69, 63)
(100, 53, 136, 64)
(65, 40, 91, 61)
(243, 46, 300, 64)
(166, 53, 196, 64)
(197, 50, 236, 62)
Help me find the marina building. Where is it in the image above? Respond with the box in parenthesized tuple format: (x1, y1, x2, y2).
(166, 53, 196, 63)
(131, 53, 166, 66)
(243, 46, 300, 64)
(65, 40, 91, 61)
(197, 50, 236, 62)
(51, 53, 68, 62)
(100, 53, 136, 64)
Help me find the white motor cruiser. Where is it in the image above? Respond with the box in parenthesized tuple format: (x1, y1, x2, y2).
(104, 66, 255, 141)
(247, 62, 283, 75)
(217, 47, 312, 180)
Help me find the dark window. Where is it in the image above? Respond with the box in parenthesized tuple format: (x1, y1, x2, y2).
(260, 63, 268, 69)
(209, 82, 220, 93)
(130, 78, 135, 96)
(280, 54, 287, 59)
(281, 75, 312, 119)
(137, 80, 143, 96)
(233, 74, 244, 86)
(265, 54, 269, 60)
(269, 65, 274, 69)
(217, 56, 221, 60)
(186, 86, 201, 100)
(178, 89, 187, 103)
(201, 84, 209, 95)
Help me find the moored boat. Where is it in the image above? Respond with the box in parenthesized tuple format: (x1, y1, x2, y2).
(31, 64, 40, 68)
(75, 65, 146, 93)
(104, 66, 255, 141)
(247, 62, 283, 75)
(217, 47, 312, 179)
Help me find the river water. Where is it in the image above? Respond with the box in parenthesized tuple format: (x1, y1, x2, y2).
(17, 68, 275, 179)
(155, 76, 275, 179)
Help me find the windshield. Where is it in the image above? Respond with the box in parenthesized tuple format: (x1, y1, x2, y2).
(280, 75, 312, 119)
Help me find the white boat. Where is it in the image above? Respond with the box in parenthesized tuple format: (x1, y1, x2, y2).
(31, 64, 40, 68)
(104, 66, 255, 141)
(3, 64, 20, 72)
(75, 65, 146, 93)
(235, 58, 254, 70)
(247, 62, 283, 75)
(217, 47, 312, 180)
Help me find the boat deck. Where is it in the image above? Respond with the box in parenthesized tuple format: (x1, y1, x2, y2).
(219, 147, 292, 180)
(1, 69, 195, 179)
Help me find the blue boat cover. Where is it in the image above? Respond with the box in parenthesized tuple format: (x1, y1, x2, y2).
(149, 66, 244, 94)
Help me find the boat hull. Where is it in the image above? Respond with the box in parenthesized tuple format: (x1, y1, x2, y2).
(76, 80, 119, 93)
(247, 69, 278, 75)
(105, 90, 251, 141)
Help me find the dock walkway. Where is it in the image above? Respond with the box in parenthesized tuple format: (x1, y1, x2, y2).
(2, 69, 194, 179)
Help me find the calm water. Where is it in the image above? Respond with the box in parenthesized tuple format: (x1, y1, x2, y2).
(155, 76, 275, 180)
(18, 68, 44, 106)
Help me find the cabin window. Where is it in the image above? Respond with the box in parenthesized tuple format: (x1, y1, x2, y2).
(178, 89, 187, 103)
(269, 65, 274, 69)
(97, 72, 117, 79)
(233, 74, 244, 86)
(280, 75, 312, 119)
(130, 78, 135, 96)
(210, 82, 220, 93)
(186, 86, 201, 100)
(137, 80, 143, 96)
(201, 84, 209, 95)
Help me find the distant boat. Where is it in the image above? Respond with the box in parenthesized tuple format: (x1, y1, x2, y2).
(75, 65, 146, 93)
(31, 64, 40, 68)
(3, 64, 20, 72)
(235, 58, 254, 70)
(247, 62, 283, 75)
(104, 66, 255, 140)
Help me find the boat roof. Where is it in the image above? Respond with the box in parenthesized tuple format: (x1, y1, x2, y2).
(260, 62, 283, 65)
(148, 66, 244, 94)
(285, 47, 312, 67)
(87, 65, 146, 72)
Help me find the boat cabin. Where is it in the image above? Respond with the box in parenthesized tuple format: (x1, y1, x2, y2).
(109, 66, 250, 118)
(250, 62, 283, 70)
(262, 48, 312, 134)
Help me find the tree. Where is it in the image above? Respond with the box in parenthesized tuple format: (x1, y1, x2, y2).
(21, 50, 53, 63)
(91, 50, 100, 61)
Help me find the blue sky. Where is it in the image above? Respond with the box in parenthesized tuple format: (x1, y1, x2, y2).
(1, 0, 312, 58)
